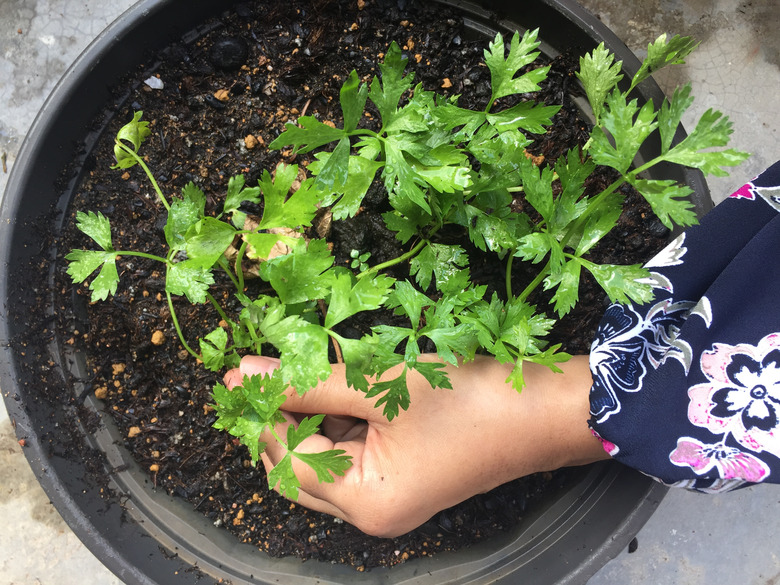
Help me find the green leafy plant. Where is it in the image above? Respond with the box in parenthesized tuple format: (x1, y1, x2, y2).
(67, 30, 748, 498)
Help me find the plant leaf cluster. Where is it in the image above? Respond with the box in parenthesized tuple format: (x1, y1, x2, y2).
(67, 30, 748, 497)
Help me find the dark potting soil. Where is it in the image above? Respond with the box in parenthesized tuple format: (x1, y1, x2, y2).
(50, 0, 671, 571)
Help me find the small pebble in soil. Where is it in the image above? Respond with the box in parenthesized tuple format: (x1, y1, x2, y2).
(144, 76, 164, 90)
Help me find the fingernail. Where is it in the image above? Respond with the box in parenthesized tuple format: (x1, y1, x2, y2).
(240, 355, 281, 377)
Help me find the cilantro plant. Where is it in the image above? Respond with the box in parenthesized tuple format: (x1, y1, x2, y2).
(67, 31, 748, 498)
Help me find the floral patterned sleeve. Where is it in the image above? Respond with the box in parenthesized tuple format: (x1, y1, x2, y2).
(588, 160, 780, 493)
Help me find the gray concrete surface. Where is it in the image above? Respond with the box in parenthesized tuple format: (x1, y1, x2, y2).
(1, 0, 778, 584)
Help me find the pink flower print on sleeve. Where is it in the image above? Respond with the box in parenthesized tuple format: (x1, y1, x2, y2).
(670, 437, 770, 485)
(687, 333, 780, 458)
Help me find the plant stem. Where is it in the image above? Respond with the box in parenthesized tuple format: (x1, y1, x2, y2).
(165, 290, 202, 360)
(357, 238, 428, 279)
(235, 240, 249, 292)
(115, 141, 171, 211)
(505, 253, 515, 298)
(518, 259, 549, 303)
(114, 250, 170, 264)
(217, 256, 241, 291)
(206, 292, 231, 325)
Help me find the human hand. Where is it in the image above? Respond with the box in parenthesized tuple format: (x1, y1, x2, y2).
(223, 354, 607, 537)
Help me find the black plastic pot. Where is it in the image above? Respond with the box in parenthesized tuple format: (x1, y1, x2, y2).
(0, 1, 710, 584)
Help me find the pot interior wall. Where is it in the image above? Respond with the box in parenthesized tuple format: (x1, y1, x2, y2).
(0, 0, 692, 583)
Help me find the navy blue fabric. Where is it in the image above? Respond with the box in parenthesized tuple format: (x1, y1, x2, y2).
(588, 161, 780, 492)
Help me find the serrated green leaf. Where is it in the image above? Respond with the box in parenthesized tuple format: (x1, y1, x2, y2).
(66, 248, 120, 302)
(65, 249, 114, 282)
(466, 206, 519, 253)
(269, 116, 347, 153)
(576, 43, 623, 123)
(516, 232, 552, 263)
(579, 259, 654, 305)
(184, 217, 237, 269)
(267, 454, 300, 499)
(383, 96, 430, 134)
(661, 109, 750, 176)
(294, 449, 352, 484)
(313, 137, 351, 192)
(387, 281, 430, 330)
(74, 210, 114, 251)
(370, 326, 414, 370)
(410, 162, 471, 194)
(166, 260, 215, 303)
(242, 231, 301, 261)
(259, 238, 334, 304)
(261, 314, 331, 391)
(332, 333, 377, 392)
(308, 153, 383, 220)
(433, 103, 486, 139)
(630, 178, 698, 229)
(422, 321, 477, 365)
(365, 366, 411, 420)
(413, 360, 452, 390)
(484, 30, 547, 106)
(242, 372, 288, 423)
(511, 344, 570, 389)
(520, 156, 556, 221)
(630, 34, 699, 91)
(545, 260, 581, 317)
(223, 174, 261, 216)
(486, 101, 560, 134)
(340, 69, 369, 132)
(211, 382, 247, 431)
(553, 147, 595, 233)
(383, 138, 430, 213)
(574, 190, 624, 255)
(409, 243, 469, 292)
(658, 84, 694, 153)
(588, 89, 658, 174)
(369, 41, 413, 128)
(255, 164, 320, 230)
(199, 327, 229, 371)
(88, 258, 120, 302)
(166, 183, 205, 250)
(286, 414, 324, 451)
(382, 210, 420, 244)
(325, 272, 395, 328)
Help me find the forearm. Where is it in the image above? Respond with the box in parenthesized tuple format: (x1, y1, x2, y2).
(488, 355, 609, 488)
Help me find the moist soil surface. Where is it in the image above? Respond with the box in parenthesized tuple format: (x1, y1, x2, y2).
(53, 0, 670, 571)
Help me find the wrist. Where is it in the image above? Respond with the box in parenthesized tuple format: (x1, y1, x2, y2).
(492, 355, 609, 486)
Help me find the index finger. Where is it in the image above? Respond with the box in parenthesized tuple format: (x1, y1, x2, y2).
(228, 355, 386, 421)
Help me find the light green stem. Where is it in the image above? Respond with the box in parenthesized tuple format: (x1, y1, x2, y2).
(217, 256, 241, 291)
(517, 259, 549, 303)
(235, 240, 249, 292)
(206, 292, 231, 325)
(115, 141, 171, 211)
(357, 239, 428, 280)
(114, 250, 169, 264)
(165, 290, 201, 360)
(506, 253, 515, 298)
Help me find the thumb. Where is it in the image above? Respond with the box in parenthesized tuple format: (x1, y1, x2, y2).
(223, 355, 280, 388)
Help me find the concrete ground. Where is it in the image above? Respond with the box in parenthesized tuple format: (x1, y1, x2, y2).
(1, 0, 778, 584)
